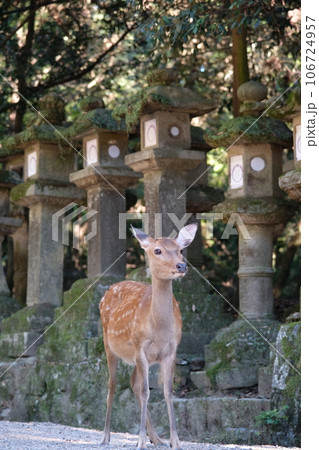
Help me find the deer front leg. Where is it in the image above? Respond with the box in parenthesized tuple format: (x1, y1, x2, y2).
(162, 355, 182, 450)
(130, 367, 165, 446)
(100, 350, 118, 445)
(136, 351, 150, 450)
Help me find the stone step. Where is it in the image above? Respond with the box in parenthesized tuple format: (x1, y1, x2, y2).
(190, 370, 212, 391)
(149, 396, 271, 443)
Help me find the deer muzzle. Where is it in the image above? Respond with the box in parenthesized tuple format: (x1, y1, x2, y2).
(176, 262, 187, 274)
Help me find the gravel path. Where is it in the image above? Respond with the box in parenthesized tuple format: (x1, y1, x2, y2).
(0, 421, 300, 450)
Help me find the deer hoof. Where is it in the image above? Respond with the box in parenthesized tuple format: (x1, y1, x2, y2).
(150, 438, 166, 446)
(99, 434, 110, 445)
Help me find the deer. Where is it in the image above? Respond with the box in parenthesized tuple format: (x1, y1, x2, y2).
(99, 223, 198, 450)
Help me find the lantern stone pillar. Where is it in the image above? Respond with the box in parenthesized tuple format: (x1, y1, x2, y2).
(66, 97, 140, 278)
(203, 81, 296, 391)
(0, 170, 22, 295)
(0, 150, 28, 304)
(124, 69, 217, 238)
(9, 93, 84, 307)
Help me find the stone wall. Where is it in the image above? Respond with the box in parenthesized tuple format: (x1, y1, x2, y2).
(0, 274, 300, 446)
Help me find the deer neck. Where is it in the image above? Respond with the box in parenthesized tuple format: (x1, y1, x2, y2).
(150, 276, 174, 328)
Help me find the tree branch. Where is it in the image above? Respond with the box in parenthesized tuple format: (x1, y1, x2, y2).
(32, 24, 136, 92)
(0, 0, 65, 17)
(0, 8, 36, 50)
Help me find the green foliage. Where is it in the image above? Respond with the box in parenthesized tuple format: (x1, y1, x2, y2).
(206, 361, 229, 387)
(0, 0, 300, 140)
(256, 406, 290, 430)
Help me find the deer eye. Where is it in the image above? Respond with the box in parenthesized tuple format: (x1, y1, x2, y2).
(180, 249, 183, 254)
(154, 248, 162, 255)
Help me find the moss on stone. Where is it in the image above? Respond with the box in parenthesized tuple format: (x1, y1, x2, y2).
(3, 124, 65, 150)
(205, 116, 292, 148)
(206, 361, 230, 387)
(270, 322, 301, 446)
(62, 108, 126, 139)
(112, 89, 173, 133)
(213, 197, 296, 224)
(0, 294, 22, 329)
(0, 145, 23, 158)
(79, 95, 105, 112)
(267, 86, 301, 120)
(277, 322, 301, 402)
(10, 179, 36, 204)
(205, 320, 280, 389)
(0, 303, 55, 334)
(38, 92, 65, 125)
(146, 68, 178, 86)
(36, 276, 119, 363)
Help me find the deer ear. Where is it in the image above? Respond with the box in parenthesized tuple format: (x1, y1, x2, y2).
(175, 223, 198, 248)
(131, 225, 152, 249)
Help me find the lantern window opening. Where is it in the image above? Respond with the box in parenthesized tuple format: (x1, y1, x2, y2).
(144, 118, 157, 148)
(250, 156, 266, 172)
(27, 151, 37, 178)
(85, 138, 98, 166)
(108, 144, 121, 159)
(169, 125, 181, 138)
(229, 155, 244, 189)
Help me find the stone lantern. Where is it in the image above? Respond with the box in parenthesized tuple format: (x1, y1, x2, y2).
(203, 81, 295, 391)
(0, 147, 28, 304)
(0, 170, 22, 295)
(124, 69, 217, 238)
(9, 93, 83, 308)
(66, 96, 140, 278)
(268, 86, 301, 201)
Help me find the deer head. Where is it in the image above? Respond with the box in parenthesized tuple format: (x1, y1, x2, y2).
(131, 223, 198, 280)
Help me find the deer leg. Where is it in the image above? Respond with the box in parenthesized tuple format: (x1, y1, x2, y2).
(130, 367, 165, 446)
(161, 355, 182, 450)
(100, 350, 118, 445)
(135, 352, 150, 450)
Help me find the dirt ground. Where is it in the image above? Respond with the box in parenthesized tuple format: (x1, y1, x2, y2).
(0, 421, 301, 449)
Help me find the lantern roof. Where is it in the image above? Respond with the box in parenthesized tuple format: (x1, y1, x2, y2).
(2, 124, 65, 151)
(205, 80, 293, 148)
(1, 92, 67, 151)
(113, 69, 218, 133)
(61, 94, 126, 140)
(0, 144, 24, 159)
(205, 115, 293, 148)
(266, 86, 301, 121)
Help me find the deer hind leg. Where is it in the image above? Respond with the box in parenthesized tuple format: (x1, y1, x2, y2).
(100, 350, 118, 445)
(162, 355, 182, 450)
(130, 367, 165, 446)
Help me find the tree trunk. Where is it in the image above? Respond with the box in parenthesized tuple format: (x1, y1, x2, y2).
(14, 7, 36, 132)
(231, 22, 249, 116)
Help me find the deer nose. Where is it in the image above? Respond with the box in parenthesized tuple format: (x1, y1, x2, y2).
(176, 262, 187, 273)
